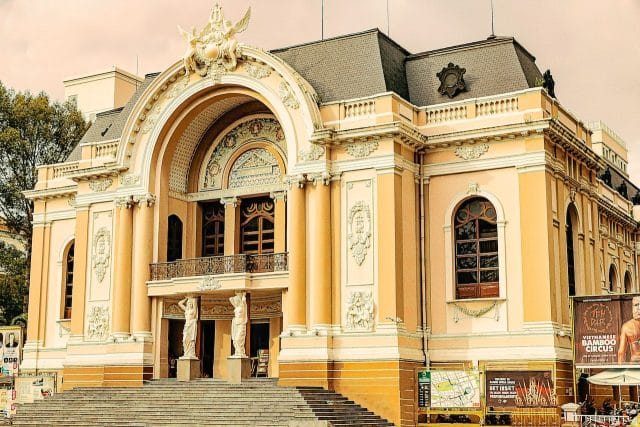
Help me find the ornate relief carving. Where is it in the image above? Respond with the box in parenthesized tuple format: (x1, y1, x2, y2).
(454, 143, 489, 160)
(92, 227, 111, 283)
(141, 104, 162, 134)
(245, 61, 272, 79)
(164, 303, 184, 317)
(87, 305, 109, 341)
(57, 320, 71, 338)
(200, 303, 234, 317)
(279, 81, 299, 109)
(203, 118, 286, 190)
(298, 144, 325, 161)
(67, 195, 76, 207)
(165, 76, 188, 99)
(88, 178, 113, 192)
(343, 140, 378, 158)
(115, 196, 135, 209)
(251, 300, 282, 318)
(467, 182, 480, 194)
(120, 174, 140, 186)
(450, 300, 500, 323)
(199, 276, 221, 291)
(178, 4, 251, 76)
(348, 201, 372, 266)
(284, 174, 307, 189)
(228, 148, 282, 188)
(346, 291, 374, 331)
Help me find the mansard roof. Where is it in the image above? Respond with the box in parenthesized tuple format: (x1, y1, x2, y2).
(74, 30, 543, 149)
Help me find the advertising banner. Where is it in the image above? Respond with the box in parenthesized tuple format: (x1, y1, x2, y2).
(574, 294, 640, 366)
(0, 326, 22, 378)
(429, 370, 480, 408)
(485, 371, 556, 408)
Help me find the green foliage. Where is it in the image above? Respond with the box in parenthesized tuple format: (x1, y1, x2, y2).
(0, 81, 88, 320)
(0, 241, 28, 325)
(0, 81, 88, 245)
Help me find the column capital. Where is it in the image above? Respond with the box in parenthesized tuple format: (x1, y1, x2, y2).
(270, 191, 287, 201)
(308, 171, 332, 186)
(220, 196, 240, 208)
(284, 174, 307, 189)
(133, 193, 157, 207)
(115, 195, 135, 209)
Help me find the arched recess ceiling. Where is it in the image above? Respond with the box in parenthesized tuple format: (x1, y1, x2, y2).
(168, 94, 253, 194)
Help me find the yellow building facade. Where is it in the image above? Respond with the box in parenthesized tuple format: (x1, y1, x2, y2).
(22, 7, 640, 426)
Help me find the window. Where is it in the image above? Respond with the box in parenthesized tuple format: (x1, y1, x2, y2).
(624, 271, 633, 294)
(454, 198, 499, 299)
(167, 215, 183, 262)
(63, 242, 75, 319)
(202, 203, 224, 257)
(609, 265, 617, 293)
(240, 197, 274, 255)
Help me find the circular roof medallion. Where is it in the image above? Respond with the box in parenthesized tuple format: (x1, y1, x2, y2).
(436, 63, 467, 98)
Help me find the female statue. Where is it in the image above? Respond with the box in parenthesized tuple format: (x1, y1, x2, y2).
(229, 292, 247, 357)
(178, 297, 198, 358)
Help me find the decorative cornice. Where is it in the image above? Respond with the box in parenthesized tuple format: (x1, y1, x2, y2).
(310, 121, 427, 149)
(23, 185, 77, 201)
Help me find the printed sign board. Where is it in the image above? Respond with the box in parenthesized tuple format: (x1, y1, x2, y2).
(417, 370, 431, 408)
(485, 371, 556, 408)
(0, 326, 22, 378)
(429, 370, 480, 408)
(574, 295, 640, 366)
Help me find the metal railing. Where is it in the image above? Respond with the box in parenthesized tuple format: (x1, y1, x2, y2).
(150, 253, 288, 281)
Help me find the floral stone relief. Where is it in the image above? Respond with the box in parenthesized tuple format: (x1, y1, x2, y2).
(348, 201, 372, 266)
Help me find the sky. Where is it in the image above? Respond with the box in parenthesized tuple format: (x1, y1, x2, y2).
(1, 0, 639, 179)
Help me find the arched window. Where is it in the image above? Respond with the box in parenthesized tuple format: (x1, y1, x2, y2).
(609, 264, 618, 293)
(240, 197, 274, 255)
(454, 198, 499, 299)
(566, 205, 578, 297)
(202, 203, 224, 257)
(62, 242, 75, 319)
(624, 271, 633, 294)
(167, 215, 183, 262)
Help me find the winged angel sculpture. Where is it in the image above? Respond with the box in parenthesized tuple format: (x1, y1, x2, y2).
(178, 4, 251, 76)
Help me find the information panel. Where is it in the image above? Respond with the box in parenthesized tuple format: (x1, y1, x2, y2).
(485, 371, 556, 408)
(429, 370, 480, 408)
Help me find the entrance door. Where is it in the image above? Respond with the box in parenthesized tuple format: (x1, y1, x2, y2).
(250, 321, 270, 358)
(201, 320, 215, 378)
(168, 319, 184, 378)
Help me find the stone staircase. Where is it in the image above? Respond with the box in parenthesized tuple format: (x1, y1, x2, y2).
(9, 378, 395, 426)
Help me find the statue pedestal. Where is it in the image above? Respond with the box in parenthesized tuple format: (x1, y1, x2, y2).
(177, 357, 199, 382)
(227, 356, 251, 384)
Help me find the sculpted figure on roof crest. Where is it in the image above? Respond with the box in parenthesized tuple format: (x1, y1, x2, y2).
(178, 4, 251, 76)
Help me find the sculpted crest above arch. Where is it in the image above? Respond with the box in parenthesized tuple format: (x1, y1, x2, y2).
(113, 4, 323, 191)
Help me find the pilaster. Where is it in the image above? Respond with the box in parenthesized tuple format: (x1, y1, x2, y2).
(132, 193, 156, 337)
(112, 196, 134, 338)
(270, 191, 287, 253)
(285, 175, 307, 330)
(70, 208, 89, 337)
(309, 172, 331, 328)
(221, 196, 240, 256)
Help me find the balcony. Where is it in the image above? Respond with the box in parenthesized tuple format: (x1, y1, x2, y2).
(150, 253, 288, 281)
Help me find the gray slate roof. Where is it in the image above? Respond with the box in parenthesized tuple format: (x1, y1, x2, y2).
(406, 36, 542, 106)
(71, 31, 543, 154)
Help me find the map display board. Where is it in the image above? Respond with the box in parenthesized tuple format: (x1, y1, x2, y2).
(429, 370, 480, 408)
(486, 371, 556, 408)
(0, 326, 22, 378)
(573, 295, 640, 366)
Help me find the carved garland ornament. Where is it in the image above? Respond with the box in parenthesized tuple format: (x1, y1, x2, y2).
(347, 201, 372, 266)
(343, 140, 379, 158)
(298, 144, 325, 162)
(87, 305, 109, 341)
(199, 276, 221, 291)
(245, 61, 272, 79)
(120, 174, 140, 186)
(88, 178, 113, 192)
(279, 81, 300, 109)
(454, 143, 489, 160)
(92, 227, 111, 283)
(346, 291, 375, 331)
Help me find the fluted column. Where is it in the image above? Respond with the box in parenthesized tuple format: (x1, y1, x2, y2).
(132, 193, 156, 337)
(221, 197, 240, 256)
(309, 173, 331, 328)
(270, 191, 287, 253)
(286, 175, 307, 330)
(112, 196, 134, 338)
(70, 208, 89, 336)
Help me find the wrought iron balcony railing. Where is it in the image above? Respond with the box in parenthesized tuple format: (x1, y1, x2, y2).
(149, 253, 288, 281)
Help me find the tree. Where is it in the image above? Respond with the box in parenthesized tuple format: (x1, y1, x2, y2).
(0, 81, 88, 318)
(0, 241, 28, 325)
